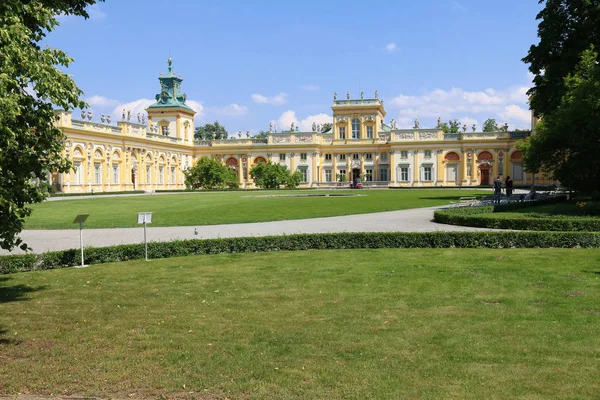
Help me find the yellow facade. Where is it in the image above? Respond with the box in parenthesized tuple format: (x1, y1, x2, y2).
(51, 62, 548, 193)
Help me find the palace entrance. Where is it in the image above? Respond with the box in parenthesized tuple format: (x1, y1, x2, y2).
(351, 168, 361, 182)
(480, 166, 491, 185)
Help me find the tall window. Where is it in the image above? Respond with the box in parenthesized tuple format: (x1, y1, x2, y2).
(352, 118, 360, 139)
(279, 153, 286, 161)
(159, 166, 165, 184)
(400, 167, 409, 182)
(366, 126, 373, 139)
(73, 161, 82, 184)
(112, 163, 120, 184)
(171, 167, 176, 183)
(300, 169, 308, 182)
(338, 169, 346, 181)
(401, 151, 408, 159)
(146, 165, 151, 184)
(365, 153, 373, 160)
(339, 154, 346, 161)
(365, 169, 373, 181)
(339, 127, 346, 139)
(380, 152, 388, 161)
(423, 166, 432, 181)
(325, 153, 332, 161)
(94, 163, 102, 184)
(379, 168, 389, 182)
(300, 153, 307, 161)
(325, 169, 332, 182)
(352, 153, 359, 160)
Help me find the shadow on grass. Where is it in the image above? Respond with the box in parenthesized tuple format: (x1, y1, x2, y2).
(419, 196, 488, 201)
(0, 276, 47, 304)
(582, 270, 600, 275)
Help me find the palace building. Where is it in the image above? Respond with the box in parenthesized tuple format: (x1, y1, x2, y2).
(51, 59, 543, 193)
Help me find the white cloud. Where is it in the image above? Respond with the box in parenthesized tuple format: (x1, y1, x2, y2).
(207, 103, 248, 117)
(387, 85, 532, 129)
(87, 4, 107, 20)
(302, 84, 320, 91)
(384, 42, 398, 54)
(86, 95, 119, 107)
(277, 111, 332, 132)
(252, 92, 288, 105)
(110, 98, 204, 122)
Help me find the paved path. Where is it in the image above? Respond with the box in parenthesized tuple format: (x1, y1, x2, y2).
(2, 206, 493, 255)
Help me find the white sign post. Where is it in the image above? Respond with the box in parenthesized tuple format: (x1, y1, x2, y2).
(137, 212, 153, 261)
(72, 214, 90, 267)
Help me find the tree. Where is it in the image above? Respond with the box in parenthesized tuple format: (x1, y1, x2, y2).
(184, 157, 238, 190)
(439, 122, 450, 133)
(253, 130, 268, 139)
(194, 121, 228, 140)
(448, 119, 461, 133)
(523, 0, 600, 117)
(0, 0, 100, 250)
(519, 46, 600, 192)
(250, 161, 300, 189)
(482, 118, 499, 132)
(321, 123, 333, 132)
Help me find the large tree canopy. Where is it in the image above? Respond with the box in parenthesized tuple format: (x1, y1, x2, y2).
(194, 121, 228, 140)
(184, 157, 238, 190)
(524, 0, 600, 116)
(0, 0, 99, 250)
(250, 161, 301, 189)
(520, 47, 600, 192)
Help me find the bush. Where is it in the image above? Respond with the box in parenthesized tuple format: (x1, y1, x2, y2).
(2, 231, 600, 274)
(50, 190, 145, 197)
(434, 197, 600, 231)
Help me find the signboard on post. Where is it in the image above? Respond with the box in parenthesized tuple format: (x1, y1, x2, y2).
(72, 214, 90, 267)
(137, 212, 153, 261)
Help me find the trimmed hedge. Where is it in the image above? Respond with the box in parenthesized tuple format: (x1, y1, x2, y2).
(2, 231, 600, 274)
(50, 190, 146, 197)
(434, 197, 600, 232)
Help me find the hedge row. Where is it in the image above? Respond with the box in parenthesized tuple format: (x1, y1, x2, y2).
(434, 198, 600, 232)
(50, 190, 146, 197)
(2, 231, 600, 274)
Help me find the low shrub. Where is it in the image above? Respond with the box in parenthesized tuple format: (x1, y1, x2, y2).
(50, 190, 146, 197)
(2, 231, 600, 274)
(434, 197, 600, 231)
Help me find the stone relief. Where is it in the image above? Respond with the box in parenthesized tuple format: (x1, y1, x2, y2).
(272, 135, 292, 144)
(418, 131, 438, 140)
(395, 132, 414, 140)
(295, 135, 313, 143)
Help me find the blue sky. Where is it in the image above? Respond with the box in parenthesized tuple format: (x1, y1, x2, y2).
(50, 0, 543, 133)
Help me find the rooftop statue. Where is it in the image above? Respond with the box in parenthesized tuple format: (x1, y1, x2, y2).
(437, 117, 442, 128)
(375, 90, 379, 99)
(333, 92, 337, 101)
(347, 91, 350, 100)
(361, 91, 364, 100)
(472, 124, 476, 132)
(414, 119, 419, 129)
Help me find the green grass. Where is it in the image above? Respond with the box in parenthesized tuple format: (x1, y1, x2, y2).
(1, 249, 599, 399)
(24, 189, 485, 229)
(483, 203, 584, 219)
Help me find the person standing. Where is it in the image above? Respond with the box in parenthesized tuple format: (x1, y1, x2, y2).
(505, 176, 513, 197)
(494, 176, 503, 204)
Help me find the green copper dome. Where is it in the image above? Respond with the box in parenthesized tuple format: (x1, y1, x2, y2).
(147, 58, 194, 112)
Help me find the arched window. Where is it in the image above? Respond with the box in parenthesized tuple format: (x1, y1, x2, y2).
(444, 152, 460, 161)
(352, 118, 361, 139)
(478, 151, 493, 161)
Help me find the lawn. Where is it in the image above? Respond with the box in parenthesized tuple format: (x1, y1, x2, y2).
(1, 249, 599, 399)
(24, 189, 485, 229)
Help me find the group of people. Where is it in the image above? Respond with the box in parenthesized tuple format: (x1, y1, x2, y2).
(493, 175, 514, 204)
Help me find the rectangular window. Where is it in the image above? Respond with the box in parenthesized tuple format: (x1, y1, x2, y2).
(300, 153, 307, 161)
(339, 127, 346, 139)
(112, 163, 120, 184)
(379, 168, 389, 182)
(171, 167, 176, 183)
(401, 151, 408, 159)
(447, 164, 458, 181)
(380, 152, 388, 161)
(423, 166, 432, 181)
(424, 150, 432, 158)
(513, 163, 524, 180)
(325, 153, 332, 161)
(366, 126, 373, 139)
(365, 153, 372, 160)
(73, 161, 82, 184)
(94, 163, 102, 184)
(279, 153, 286, 161)
(159, 166, 164, 184)
(352, 153, 359, 160)
(352, 118, 360, 139)
(338, 169, 346, 181)
(146, 165, 151, 184)
(300, 169, 308, 182)
(400, 167, 409, 182)
(339, 154, 346, 161)
(325, 169, 332, 182)
(365, 169, 373, 181)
